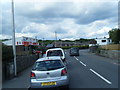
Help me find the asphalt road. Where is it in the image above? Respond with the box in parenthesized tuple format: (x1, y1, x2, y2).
(66, 49, 118, 88)
(3, 49, 119, 89)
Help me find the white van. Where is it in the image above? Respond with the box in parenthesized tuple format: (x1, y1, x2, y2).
(45, 48, 66, 62)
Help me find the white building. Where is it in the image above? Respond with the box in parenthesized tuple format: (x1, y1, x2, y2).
(3, 36, 39, 46)
(95, 38, 112, 45)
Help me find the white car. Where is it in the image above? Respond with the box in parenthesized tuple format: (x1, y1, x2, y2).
(45, 48, 66, 63)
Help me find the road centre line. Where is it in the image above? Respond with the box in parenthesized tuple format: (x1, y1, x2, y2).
(74, 56, 112, 85)
(90, 69, 112, 85)
(74, 56, 86, 66)
(74, 56, 79, 61)
(79, 61, 87, 67)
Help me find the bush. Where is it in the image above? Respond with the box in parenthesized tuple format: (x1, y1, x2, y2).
(2, 43, 14, 62)
(38, 46, 47, 55)
(62, 45, 89, 49)
(96, 47, 106, 54)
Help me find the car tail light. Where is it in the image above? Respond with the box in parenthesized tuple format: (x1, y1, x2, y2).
(43, 52, 46, 54)
(31, 72, 35, 78)
(43, 60, 52, 61)
(61, 69, 67, 76)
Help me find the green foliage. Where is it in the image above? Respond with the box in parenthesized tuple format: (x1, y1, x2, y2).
(62, 45, 89, 49)
(38, 46, 47, 54)
(62, 40, 74, 42)
(75, 38, 92, 43)
(38, 40, 55, 46)
(44, 40, 54, 46)
(2, 43, 14, 62)
(96, 47, 106, 54)
(1, 39, 11, 42)
(29, 45, 37, 50)
(89, 39, 97, 44)
(108, 28, 120, 44)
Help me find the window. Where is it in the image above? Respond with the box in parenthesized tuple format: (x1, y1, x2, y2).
(26, 38, 28, 40)
(32, 60, 64, 71)
(47, 50, 63, 57)
(102, 40, 106, 42)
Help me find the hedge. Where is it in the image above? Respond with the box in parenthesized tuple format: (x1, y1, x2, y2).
(61, 45, 89, 49)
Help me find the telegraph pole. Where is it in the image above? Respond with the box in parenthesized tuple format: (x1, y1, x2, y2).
(42, 38, 44, 46)
(11, 0, 17, 76)
(55, 31, 57, 47)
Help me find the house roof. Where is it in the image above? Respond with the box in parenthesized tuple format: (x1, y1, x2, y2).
(46, 44, 54, 47)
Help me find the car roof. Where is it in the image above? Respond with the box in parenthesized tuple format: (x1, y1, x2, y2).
(70, 47, 79, 49)
(36, 56, 61, 62)
(46, 48, 63, 51)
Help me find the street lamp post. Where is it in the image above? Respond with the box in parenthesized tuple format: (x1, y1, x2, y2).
(11, 0, 17, 76)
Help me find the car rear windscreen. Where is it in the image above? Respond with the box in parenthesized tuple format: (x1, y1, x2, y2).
(47, 50, 63, 57)
(71, 48, 79, 52)
(32, 60, 64, 71)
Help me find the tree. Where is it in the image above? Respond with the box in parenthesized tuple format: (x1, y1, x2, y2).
(75, 38, 91, 43)
(108, 28, 120, 44)
(89, 39, 97, 44)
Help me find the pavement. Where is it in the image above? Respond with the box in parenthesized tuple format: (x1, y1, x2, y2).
(2, 66, 32, 89)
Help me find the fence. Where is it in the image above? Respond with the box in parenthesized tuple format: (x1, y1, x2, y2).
(99, 44, 120, 50)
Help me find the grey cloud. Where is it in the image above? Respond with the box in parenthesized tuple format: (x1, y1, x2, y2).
(2, 1, 118, 40)
(75, 2, 117, 24)
(14, 2, 78, 24)
(14, 2, 117, 25)
(54, 27, 68, 34)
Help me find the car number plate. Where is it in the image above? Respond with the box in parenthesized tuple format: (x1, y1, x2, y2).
(42, 82, 56, 86)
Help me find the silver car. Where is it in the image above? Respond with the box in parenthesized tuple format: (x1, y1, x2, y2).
(30, 56, 69, 88)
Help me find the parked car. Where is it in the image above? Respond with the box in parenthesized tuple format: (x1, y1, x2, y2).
(45, 48, 66, 62)
(30, 56, 69, 88)
(70, 47, 79, 56)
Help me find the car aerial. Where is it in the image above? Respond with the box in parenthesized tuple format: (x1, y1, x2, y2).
(30, 56, 69, 89)
(70, 47, 79, 56)
(45, 48, 66, 63)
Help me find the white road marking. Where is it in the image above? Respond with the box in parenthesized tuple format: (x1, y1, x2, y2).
(74, 56, 86, 66)
(74, 56, 79, 61)
(79, 61, 87, 67)
(74, 56, 112, 85)
(90, 69, 112, 85)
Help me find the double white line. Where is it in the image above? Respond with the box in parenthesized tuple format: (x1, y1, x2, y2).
(74, 56, 112, 85)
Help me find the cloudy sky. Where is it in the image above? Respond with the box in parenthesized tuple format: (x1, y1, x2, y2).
(1, 0, 119, 40)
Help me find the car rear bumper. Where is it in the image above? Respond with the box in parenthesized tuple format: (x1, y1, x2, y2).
(30, 77, 69, 88)
(70, 53, 79, 56)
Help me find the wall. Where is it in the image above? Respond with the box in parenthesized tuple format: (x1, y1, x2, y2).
(89, 46, 98, 53)
(89, 45, 120, 62)
(99, 50, 120, 60)
(2, 54, 39, 82)
(99, 44, 120, 50)
(16, 55, 38, 73)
